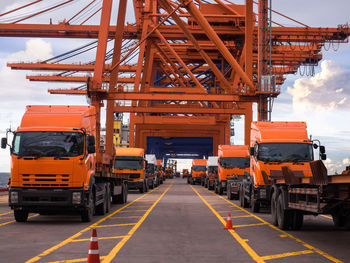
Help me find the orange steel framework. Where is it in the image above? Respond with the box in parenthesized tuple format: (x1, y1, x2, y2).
(0, 0, 349, 162)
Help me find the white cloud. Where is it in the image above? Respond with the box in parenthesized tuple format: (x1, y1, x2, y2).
(286, 60, 350, 113)
(325, 158, 349, 174)
(0, 39, 87, 172)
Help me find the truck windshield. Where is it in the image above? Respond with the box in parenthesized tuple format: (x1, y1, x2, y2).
(219, 157, 250, 169)
(258, 143, 313, 163)
(208, 166, 218, 173)
(114, 157, 143, 170)
(12, 131, 84, 157)
(192, 166, 206, 171)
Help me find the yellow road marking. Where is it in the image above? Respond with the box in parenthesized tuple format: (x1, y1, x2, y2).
(321, 215, 332, 220)
(102, 184, 173, 263)
(25, 185, 162, 263)
(210, 189, 342, 263)
(95, 223, 136, 228)
(47, 256, 106, 263)
(233, 223, 267, 228)
(119, 209, 148, 212)
(0, 214, 38, 227)
(110, 216, 141, 219)
(261, 250, 314, 260)
(217, 210, 243, 213)
(230, 215, 253, 219)
(0, 211, 11, 216)
(280, 234, 287, 237)
(190, 186, 264, 263)
(72, 236, 126, 242)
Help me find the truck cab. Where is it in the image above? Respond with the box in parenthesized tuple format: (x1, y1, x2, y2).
(182, 169, 189, 178)
(205, 156, 218, 190)
(2, 105, 128, 222)
(156, 159, 165, 183)
(189, 159, 207, 185)
(145, 154, 159, 189)
(241, 121, 322, 212)
(114, 147, 148, 194)
(216, 145, 250, 195)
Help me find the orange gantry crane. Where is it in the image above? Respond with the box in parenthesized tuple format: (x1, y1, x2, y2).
(0, 0, 349, 161)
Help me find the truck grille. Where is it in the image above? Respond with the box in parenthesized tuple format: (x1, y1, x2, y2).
(21, 174, 70, 187)
(116, 173, 140, 179)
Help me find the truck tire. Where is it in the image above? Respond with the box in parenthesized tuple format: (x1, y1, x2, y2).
(227, 185, 233, 200)
(239, 185, 247, 207)
(106, 185, 111, 213)
(271, 191, 278, 226)
(145, 181, 149, 192)
(332, 212, 346, 228)
(250, 187, 260, 213)
(96, 188, 107, 216)
(14, 209, 28, 222)
(290, 211, 303, 230)
(81, 192, 94, 222)
(139, 183, 145, 194)
(149, 181, 154, 189)
(277, 194, 290, 230)
(218, 184, 223, 195)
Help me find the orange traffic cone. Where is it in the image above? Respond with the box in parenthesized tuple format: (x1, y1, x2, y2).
(224, 213, 234, 230)
(87, 229, 100, 263)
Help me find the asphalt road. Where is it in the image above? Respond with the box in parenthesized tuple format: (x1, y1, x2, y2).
(0, 178, 349, 263)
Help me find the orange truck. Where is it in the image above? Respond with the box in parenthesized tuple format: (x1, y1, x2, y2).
(182, 169, 189, 178)
(156, 159, 165, 183)
(240, 121, 350, 230)
(114, 147, 148, 193)
(165, 167, 174, 179)
(189, 159, 207, 185)
(204, 156, 218, 190)
(145, 154, 160, 189)
(216, 145, 250, 195)
(221, 146, 250, 200)
(1, 105, 128, 222)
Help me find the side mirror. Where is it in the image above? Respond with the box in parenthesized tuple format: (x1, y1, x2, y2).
(87, 145, 96, 154)
(313, 143, 318, 149)
(249, 147, 254, 156)
(319, 146, 325, 154)
(1, 138, 7, 149)
(88, 135, 95, 146)
(321, 153, 327, 160)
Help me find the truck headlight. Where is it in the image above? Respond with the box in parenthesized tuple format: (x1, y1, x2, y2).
(10, 192, 18, 203)
(72, 192, 81, 204)
(138, 179, 144, 182)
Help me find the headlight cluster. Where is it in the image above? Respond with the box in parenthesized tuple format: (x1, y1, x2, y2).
(10, 191, 18, 203)
(72, 192, 81, 204)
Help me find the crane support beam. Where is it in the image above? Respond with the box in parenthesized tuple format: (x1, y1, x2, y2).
(114, 106, 248, 114)
(26, 75, 135, 83)
(0, 23, 348, 41)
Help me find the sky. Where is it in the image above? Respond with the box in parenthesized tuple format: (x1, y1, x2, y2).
(0, 0, 350, 173)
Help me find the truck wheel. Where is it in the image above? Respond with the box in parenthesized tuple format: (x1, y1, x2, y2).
(277, 194, 290, 230)
(14, 209, 28, 222)
(250, 189, 260, 213)
(271, 191, 278, 226)
(123, 183, 128, 203)
(145, 181, 149, 192)
(106, 185, 111, 213)
(149, 182, 154, 190)
(139, 183, 145, 194)
(96, 192, 107, 216)
(239, 185, 247, 207)
(290, 211, 303, 230)
(218, 184, 223, 195)
(81, 193, 94, 222)
(227, 186, 233, 200)
(332, 212, 345, 227)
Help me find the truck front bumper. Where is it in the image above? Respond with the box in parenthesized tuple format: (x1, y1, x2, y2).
(9, 187, 87, 213)
(127, 181, 144, 189)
